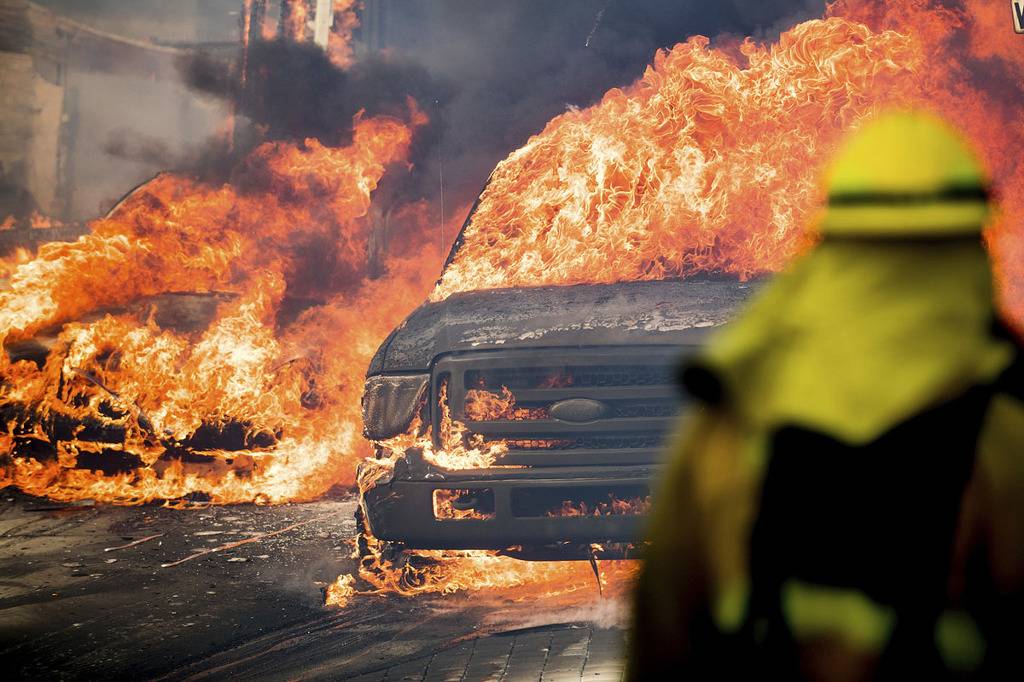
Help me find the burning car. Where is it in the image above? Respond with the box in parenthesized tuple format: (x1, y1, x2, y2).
(357, 212, 755, 560)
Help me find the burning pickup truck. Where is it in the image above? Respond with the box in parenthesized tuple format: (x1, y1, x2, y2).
(357, 240, 754, 559)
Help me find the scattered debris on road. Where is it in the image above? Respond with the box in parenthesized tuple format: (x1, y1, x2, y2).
(104, 533, 165, 552)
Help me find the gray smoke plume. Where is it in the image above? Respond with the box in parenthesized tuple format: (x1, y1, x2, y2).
(172, 1, 828, 205)
(30, 1, 827, 217)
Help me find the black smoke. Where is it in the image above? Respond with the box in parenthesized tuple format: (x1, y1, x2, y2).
(375, 0, 826, 205)
(178, 38, 452, 202)
(164, 1, 825, 207)
(182, 41, 449, 147)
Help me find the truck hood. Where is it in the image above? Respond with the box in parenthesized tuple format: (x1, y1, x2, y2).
(368, 278, 759, 374)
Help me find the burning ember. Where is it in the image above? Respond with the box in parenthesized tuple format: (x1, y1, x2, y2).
(464, 385, 549, 422)
(549, 495, 652, 518)
(350, 384, 514, 505)
(425, 381, 509, 470)
(432, 488, 495, 520)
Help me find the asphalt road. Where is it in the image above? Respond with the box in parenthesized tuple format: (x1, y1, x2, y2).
(0, 492, 629, 681)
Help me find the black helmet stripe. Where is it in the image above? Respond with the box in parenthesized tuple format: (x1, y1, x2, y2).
(829, 185, 990, 207)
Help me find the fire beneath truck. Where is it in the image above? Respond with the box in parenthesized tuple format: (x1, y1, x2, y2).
(0, 0, 1022, 606)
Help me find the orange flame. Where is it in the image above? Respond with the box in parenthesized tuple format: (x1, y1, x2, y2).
(0, 247, 33, 280)
(432, 18, 917, 299)
(433, 3, 1024, 334)
(5, 0, 1024, 515)
(464, 385, 549, 422)
(431, 488, 494, 520)
(550, 495, 652, 518)
(281, 0, 309, 42)
(333, 1, 1024, 608)
(0, 108, 438, 505)
(29, 211, 61, 230)
(328, 0, 361, 70)
(326, 525, 640, 609)
(344, 384, 633, 610)
(822, 1, 1024, 329)
(356, 381, 510, 478)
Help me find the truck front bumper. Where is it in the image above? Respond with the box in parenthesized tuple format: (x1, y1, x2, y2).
(360, 462, 656, 552)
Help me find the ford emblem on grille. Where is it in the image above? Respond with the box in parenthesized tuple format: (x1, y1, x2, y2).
(549, 398, 610, 423)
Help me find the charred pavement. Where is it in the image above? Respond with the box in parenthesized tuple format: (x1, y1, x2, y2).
(0, 492, 626, 681)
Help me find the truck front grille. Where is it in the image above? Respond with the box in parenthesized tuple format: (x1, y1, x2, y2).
(431, 347, 691, 467)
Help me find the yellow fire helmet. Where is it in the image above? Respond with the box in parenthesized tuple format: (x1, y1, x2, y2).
(820, 110, 991, 237)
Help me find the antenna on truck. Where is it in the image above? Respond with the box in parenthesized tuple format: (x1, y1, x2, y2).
(437, 97, 445, 267)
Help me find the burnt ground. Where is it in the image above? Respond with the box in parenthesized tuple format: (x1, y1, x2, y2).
(0, 491, 628, 681)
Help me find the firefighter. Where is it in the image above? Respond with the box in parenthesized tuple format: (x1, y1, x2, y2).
(629, 110, 1024, 680)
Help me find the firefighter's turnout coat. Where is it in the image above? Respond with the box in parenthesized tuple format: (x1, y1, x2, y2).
(629, 112, 1024, 680)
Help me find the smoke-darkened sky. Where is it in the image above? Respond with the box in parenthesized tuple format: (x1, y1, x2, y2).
(358, 1, 827, 203)
(33, 1, 827, 215)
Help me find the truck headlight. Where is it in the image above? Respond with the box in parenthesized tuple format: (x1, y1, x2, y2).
(361, 374, 430, 440)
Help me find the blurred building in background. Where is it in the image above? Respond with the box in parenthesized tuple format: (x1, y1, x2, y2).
(0, 0, 239, 253)
(0, 0, 390, 256)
